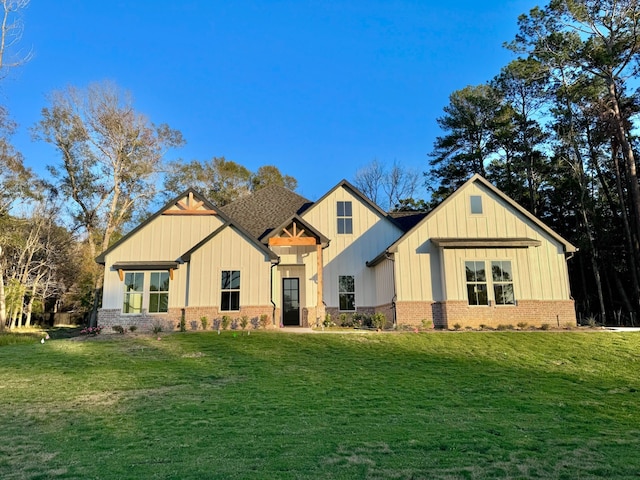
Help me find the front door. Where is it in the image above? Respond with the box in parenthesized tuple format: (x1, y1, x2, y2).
(282, 278, 300, 326)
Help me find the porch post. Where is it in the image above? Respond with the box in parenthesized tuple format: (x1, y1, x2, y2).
(316, 243, 324, 326)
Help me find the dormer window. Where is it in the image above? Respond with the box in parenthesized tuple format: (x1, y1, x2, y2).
(470, 195, 483, 214)
(337, 201, 353, 234)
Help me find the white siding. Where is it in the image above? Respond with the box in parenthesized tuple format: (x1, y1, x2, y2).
(188, 226, 273, 307)
(395, 181, 571, 302)
(302, 185, 403, 308)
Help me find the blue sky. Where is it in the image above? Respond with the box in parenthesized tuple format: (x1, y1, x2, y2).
(2, 0, 537, 202)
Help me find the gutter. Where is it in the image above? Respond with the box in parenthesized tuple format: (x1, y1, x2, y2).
(270, 260, 279, 326)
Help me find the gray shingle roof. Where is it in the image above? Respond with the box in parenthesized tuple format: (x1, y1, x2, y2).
(219, 185, 313, 241)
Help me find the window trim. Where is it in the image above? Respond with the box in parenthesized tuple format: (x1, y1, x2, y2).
(220, 269, 241, 312)
(464, 259, 516, 307)
(149, 271, 170, 314)
(465, 261, 488, 306)
(470, 195, 483, 215)
(337, 201, 353, 235)
(338, 275, 356, 312)
(122, 272, 145, 314)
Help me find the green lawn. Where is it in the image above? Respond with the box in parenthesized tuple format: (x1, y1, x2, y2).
(1, 330, 639, 479)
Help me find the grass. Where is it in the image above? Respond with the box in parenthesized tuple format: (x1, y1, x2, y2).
(1, 330, 639, 479)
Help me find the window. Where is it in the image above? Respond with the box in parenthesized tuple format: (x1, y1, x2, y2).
(470, 195, 483, 214)
(221, 270, 240, 311)
(149, 272, 170, 313)
(492, 261, 515, 305)
(337, 201, 353, 234)
(123, 272, 144, 313)
(465, 261, 488, 306)
(338, 275, 355, 311)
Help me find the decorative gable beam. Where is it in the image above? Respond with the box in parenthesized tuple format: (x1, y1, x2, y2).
(163, 191, 216, 215)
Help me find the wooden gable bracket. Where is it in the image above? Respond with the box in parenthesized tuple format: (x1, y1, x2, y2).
(269, 221, 317, 246)
(164, 191, 216, 215)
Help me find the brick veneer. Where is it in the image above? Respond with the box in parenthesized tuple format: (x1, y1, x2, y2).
(98, 305, 277, 331)
(392, 299, 576, 329)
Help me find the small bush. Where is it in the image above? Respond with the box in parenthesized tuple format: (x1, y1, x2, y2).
(465, 326, 474, 330)
(190, 321, 199, 331)
(112, 325, 125, 334)
(421, 319, 433, 330)
(453, 323, 462, 331)
(259, 314, 269, 329)
(517, 322, 528, 330)
(323, 313, 333, 328)
(564, 322, 574, 330)
(230, 318, 239, 330)
(80, 325, 103, 335)
(540, 323, 550, 330)
(372, 312, 387, 330)
(497, 324, 514, 331)
(351, 313, 365, 328)
(129, 325, 137, 333)
(200, 316, 209, 330)
(213, 318, 221, 331)
(179, 313, 186, 332)
(251, 316, 260, 329)
(479, 324, 487, 330)
(240, 316, 249, 330)
(221, 316, 231, 330)
(151, 320, 163, 334)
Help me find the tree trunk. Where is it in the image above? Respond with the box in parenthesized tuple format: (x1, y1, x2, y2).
(0, 250, 5, 331)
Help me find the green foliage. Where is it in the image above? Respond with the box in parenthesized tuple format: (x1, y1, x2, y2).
(112, 325, 125, 334)
(323, 313, 333, 327)
(200, 316, 208, 330)
(179, 312, 186, 332)
(221, 315, 231, 330)
(371, 312, 387, 330)
(259, 314, 269, 329)
(128, 325, 137, 333)
(240, 315, 249, 330)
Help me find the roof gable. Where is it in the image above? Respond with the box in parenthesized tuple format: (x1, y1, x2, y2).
(263, 214, 330, 246)
(96, 189, 228, 264)
(381, 174, 577, 257)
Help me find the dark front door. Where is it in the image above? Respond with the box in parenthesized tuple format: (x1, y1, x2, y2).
(282, 278, 300, 326)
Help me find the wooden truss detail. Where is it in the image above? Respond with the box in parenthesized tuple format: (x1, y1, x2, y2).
(268, 221, 317, 246)
(163, 192, 216, 215)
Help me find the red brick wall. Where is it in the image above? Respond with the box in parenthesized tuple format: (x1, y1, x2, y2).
(392, 299, 576, 329)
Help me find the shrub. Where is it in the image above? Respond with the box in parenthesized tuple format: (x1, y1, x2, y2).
(452, 323, 462, 331)
(221, 316, 231, 330)
(151, 320, 163, 334)
(190, 321, 199, 331)
(112, 325, 125, 334)
(540, 323, 550, 330)
(251, 316, 260, 330)
(517, 322, 528, 330)
(179, 313, 186, 332)
(323, 313, 334, 328)
(230, 318, 239, 330)
(497, 324, 514, 331)
(564, 322, 574, 330)
(259, 314, 269, 329)
(479, 324, 487, 331)
(213, 318, 221, 331)
(80, 325, 103, 335)
(372, 312, 387, 330)
(338, 313, 350, 327)
(200, 316, 209, 330)
(351, 313, 365, 328)
(240, 316, 249, 330)
(129, 325, 137, 333)
(421, 319, 433, 330)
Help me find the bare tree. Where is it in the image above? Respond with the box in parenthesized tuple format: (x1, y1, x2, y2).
(0, 0, 31, 76)
(354, 159, 420, 211)
(34, 81, 185, 325)
(354, 159, 385, 205)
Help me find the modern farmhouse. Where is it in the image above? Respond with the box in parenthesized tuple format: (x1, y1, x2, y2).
(96, 174, 577, 330)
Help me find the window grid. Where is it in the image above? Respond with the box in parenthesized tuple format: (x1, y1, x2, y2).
(149, 272, 170, 313)
(221, 270, 240, 311)
(338, 275, 355, 311)
(465, 261, 488, 306)
(337, 201, 353, 234)
(123, 272, 144, 314)
(492, 261, 515, 305)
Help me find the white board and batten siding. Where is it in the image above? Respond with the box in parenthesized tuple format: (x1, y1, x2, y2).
(101, 214, 225, 310)
(187, 225, 273, 307)
(302, 184, 403, 308)
(394, 180, 572, 303)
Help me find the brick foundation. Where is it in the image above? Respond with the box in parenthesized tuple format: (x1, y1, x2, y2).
(98, 305, 278, 332)
(392, 299, 576, 329)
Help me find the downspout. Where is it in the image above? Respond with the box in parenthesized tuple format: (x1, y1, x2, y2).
(386, 251, 397, 328)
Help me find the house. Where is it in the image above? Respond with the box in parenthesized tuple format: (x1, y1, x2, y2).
(96, 174, 577, 330)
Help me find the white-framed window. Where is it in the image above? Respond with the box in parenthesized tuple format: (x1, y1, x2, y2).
(465, 261, 488, 306)
(221, 270, 240, 311)
(123, 272, 144, 314)
(338, 275, 355, 311)
(337, 201, 353, 234)
(149, 272, 170, 313)
(492, 261, 515, 305)
(470, 195, 483, 214)
(465, 260, 516, 306)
